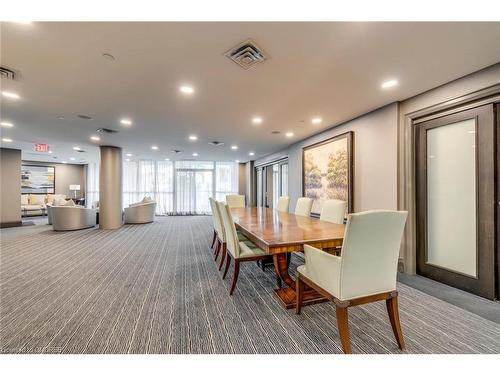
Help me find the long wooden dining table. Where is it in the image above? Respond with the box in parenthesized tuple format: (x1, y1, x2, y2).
(230, 207, 345, 309)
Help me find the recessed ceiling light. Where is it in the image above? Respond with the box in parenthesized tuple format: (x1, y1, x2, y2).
(189, 135, 198, 141)
(252, 117, 263, 124)
(57, 116, 65, 120)
(90, 135, 101, 141)
(126, 153, 133, 157)
(62, 161, 68, 164)
(179, 85, 195, 95)
(72, 146, 81, 151)
(2, 138, 13, 143)
(164, 158, 170, 161)
(120, 118, 132, 126)
(249, 152, 255, 156)
(285, 132, 294, 137)
(151, 146, 159, 150)
(48, 151, 53, 154)
(70, 157, 76, 161)
(381, 79, 398, 89)
(125, 158, 130, 162)
(311, 117, 322, 124)
(235, 160, 240, 163)
(1, 91, 20, 100)
(231, 145, 238, 150)
(0, 121, 14, 128)
(192, 152, 198, 157)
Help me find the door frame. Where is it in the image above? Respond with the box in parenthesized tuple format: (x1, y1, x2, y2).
(398, 83, 500, 282)
(415, 105, 496, 299)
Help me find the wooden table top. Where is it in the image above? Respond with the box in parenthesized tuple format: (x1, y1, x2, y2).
(230, 207, 345, 254)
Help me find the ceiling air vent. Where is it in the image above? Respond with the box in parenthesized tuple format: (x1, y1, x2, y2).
(0, 66, 19, 80)
(96, 128, 118, 134)
(77, 114, 93, 120)
(172, 150, 182, 154)
(271, 130, 281, 135)
(208, 141, 224, 146)
(224, 39, 269, 70)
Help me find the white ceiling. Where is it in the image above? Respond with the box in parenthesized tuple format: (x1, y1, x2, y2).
(1, 22, 500, 164)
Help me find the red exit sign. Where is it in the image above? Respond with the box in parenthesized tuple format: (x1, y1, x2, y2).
(34, 143, 50, 152)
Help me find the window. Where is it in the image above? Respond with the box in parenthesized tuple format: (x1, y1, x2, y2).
(86, 162, 99, 208)
(87, 159, 238, 215)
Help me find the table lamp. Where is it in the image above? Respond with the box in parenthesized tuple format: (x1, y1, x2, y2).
(69, 184, 81, 199)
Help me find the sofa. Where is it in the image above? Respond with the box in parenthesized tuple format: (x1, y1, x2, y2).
(21, 194, 67, 217)
(124, 198, 156, 224)
(51, 206, 97, 231)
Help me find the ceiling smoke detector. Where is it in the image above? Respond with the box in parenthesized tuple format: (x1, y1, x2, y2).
(208, 141, 224, 146)
(224, 39, 269, 70)
(271, 130, 281, 134)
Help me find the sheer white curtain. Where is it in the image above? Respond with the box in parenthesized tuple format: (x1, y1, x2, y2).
(87, 159, 237, 216)
(86, 162, 99, 208)
(215, 162, 238, 201)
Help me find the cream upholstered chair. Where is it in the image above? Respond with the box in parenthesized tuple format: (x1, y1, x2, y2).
(217, 201, 268, 295)
(276, 196, 290, 213)
(294, 197, 313, 217)
(225, 194, 245, 208)
(209, 197, 225, 263)
(320, 199, 347, 224)
(296, 210, 408, 354)
(209, 198, 249, 270)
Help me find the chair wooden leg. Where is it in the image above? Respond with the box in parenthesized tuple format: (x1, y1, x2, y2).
(229, 260, 240, 295)
(213, 237, 219, 255)
(214, 240, 221, 261)
(386, 295, 405, 351)
(222, 253, 231, 279)
(296, 275, 304, 315)
(218, 243, 227, 271)
(210, 230, 216, 249)
(335, 306, 352, 354)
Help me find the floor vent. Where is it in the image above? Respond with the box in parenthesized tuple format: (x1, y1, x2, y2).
(224, 39, 269, 70)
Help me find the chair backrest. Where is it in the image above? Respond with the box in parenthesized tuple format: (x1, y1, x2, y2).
(217, 201, 240, 257)
(225, 194, 245, 208)
(339, 210, 407, 300)
(277, 196, 290, 213)
(319, 199, 347, 224)
(209, 197, 224, 241)
(294, 197, 313, 217)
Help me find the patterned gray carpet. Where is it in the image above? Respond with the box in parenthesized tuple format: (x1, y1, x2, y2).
(1, 216, 499, 354)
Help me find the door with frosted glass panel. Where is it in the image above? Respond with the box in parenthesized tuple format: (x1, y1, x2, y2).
(416, 104, 495, 299)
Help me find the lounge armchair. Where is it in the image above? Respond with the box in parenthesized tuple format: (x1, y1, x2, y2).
(124, 201, 156, 224)
(51, 206, 97, 231)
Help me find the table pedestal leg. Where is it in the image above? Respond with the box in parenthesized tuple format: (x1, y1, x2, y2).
(272, 253, 328, 309)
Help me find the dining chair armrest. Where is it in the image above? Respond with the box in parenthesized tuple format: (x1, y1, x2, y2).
(302, 244, 342, 298)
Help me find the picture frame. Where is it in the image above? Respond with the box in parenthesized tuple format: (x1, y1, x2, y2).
(302, 131, 354, 216)
(21, 164, 56, 194)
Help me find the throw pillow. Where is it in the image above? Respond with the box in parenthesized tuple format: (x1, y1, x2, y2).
(64, 199, 76, 206)
(21, 194, 30, 205)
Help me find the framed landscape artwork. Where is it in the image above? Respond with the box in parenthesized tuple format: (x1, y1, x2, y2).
(302, 131, 353, 216)
(21, 165, 55, 194)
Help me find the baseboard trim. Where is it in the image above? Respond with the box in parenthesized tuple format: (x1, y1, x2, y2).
(0, 221, 22, 228)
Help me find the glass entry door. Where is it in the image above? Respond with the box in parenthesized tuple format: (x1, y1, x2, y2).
(416, 104, 496, 299)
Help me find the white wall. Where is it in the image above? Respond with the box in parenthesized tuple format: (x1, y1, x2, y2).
(255, 103, 399, 212)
